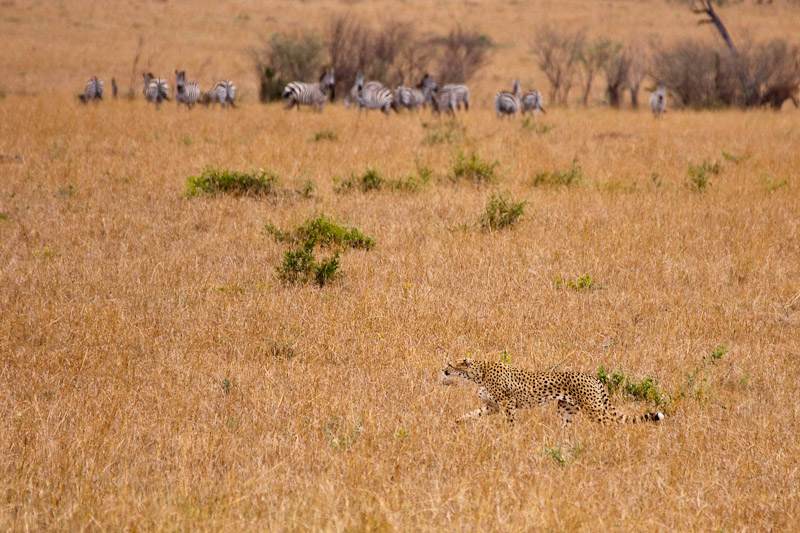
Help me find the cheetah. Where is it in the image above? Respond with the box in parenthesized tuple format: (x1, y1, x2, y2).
(442, 358, 664, 435)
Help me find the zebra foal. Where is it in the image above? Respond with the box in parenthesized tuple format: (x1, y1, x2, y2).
(79, 77, 103, 104)
(175, 70, 201, 109)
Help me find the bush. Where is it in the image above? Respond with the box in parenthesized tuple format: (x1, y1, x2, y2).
(451, 149, 499, 184)
(266, 213, 376, 251)
(253, 32, 325, 102)
(185, 166, 280, 196)
(530, 159, 584, 187)
(651, 37, 800, 110)
(534, 26, 584, 105)
(431, 27, 492, 84)
(479, 191, 527, 231)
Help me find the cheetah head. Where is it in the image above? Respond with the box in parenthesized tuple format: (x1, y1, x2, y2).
(441, 358, 482, 384)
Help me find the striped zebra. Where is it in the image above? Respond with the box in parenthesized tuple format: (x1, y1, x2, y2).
(78, 76, 103, 104)
(344, 79, 383, 109)
(394, 74, 438, 111)
(282, 68, 335, 112)
(434, 84, 470, 115)
(521, 90, 546, 117)
(352, 72, 393, 115)
(650, 85, 666, 117)
(175, 70, 201, 109)
(142, 72, 169, 105)
(494, 79, 521, 118)
(201, 80, 237, 108)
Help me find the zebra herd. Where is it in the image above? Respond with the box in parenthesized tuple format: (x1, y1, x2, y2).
(284, 69, 472, 116)
(79, 68, 667, 116)
(78, 72, 237, 108)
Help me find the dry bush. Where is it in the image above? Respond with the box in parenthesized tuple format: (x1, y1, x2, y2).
(535, 27, 585, 105)
(328, 17, 432, 97)
(578, 38, 618, 106)
(253, 32, 325, 102)
(604, 45, 631, 108)
(430, 26, 492, 84)
(652, 37, 800, 109)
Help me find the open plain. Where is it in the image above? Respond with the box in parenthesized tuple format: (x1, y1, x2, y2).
(1, 0, 800, 531)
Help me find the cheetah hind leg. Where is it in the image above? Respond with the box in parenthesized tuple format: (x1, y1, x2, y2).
(557, 400, 580, 444)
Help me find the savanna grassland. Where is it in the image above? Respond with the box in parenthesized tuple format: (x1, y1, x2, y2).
(2, 0, 800, 531)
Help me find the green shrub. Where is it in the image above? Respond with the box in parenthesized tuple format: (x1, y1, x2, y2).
(334, 167, 386, 193)
(687, 160, 722, 192)
(530, 158, 584, 187)
(269, 213, 374, 286)
(480, 191, 527, 230)
(597, 366, 666, 407)
(451, 149, 499, 184)
(186, 166, 280, 196)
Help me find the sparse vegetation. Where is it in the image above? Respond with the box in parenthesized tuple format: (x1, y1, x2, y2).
(555, 274, 599, 291)
(450, 149, 499, 184)
(185, 166, 280, 196)
(687, 160, 722, 192)
(479, 191, 527, 231)
(530, 159, 584, 187)
(310, 128, 338, 142)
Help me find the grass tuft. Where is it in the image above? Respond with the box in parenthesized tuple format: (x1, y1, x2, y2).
(479, 191, 527, 230)
(185, 166, 280, 196)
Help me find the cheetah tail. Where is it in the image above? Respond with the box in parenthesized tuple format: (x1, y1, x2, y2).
(612, 410, 665, 424)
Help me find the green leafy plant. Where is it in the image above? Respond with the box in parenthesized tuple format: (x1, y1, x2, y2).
(687, 160, 722, 192)
(185, 166, 280, 196)
(721, 151, 749, 164)
(530, 158, 584, 187)
(498, 350, 511, 364)
(394, 428, 410, 438)
(276, 237, 341, 286)
(480, 191, 527, 230)
(451, 149, 499, 184)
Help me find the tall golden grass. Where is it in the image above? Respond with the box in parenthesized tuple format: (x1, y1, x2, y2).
(2, 0, 800, 531)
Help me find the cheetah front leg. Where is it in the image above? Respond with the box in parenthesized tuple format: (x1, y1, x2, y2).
(455, 387, 499, 424)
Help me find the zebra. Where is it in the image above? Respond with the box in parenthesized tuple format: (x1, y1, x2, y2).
(282, 68, 335, 112)
(494, 79, 521, 118)
(201, 79, 237, 108)
(394, 73, 438, 111)
(175, 70, 201, 108)
(434, 84, 470, 115)
(521, 90, 546, 117)
(78, 76, 103, 104)
(344, 78, 383, 109)
(352, 72, 393, 115)
(142, 72, 169, 105)
(650, 85, 666, 117)
(111, 78, 117, 99)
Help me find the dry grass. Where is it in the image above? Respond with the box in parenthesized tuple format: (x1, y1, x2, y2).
(2, 1, 800, 531)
